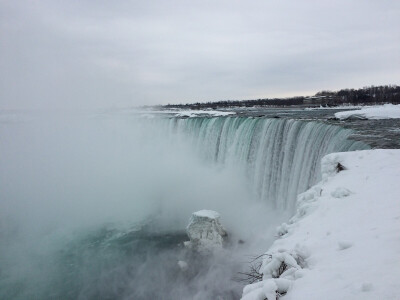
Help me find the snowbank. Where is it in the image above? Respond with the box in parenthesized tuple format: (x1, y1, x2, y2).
(335, 104, 400, 120)
(242, 149, 400, 300)
(304, 105, 363, 111)
(174, 110, 235, 117)
(137, 109, 235, 118)
(100, 108, 236, 118)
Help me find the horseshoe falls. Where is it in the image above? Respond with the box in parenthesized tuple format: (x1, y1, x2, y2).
(167, 117, 367, 211)
(0, 114, 368, 300)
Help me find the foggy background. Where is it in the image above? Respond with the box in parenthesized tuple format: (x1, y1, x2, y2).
(0, 114, 287, 299)
(0, 114, 272, 235)
(1, 0, 399, 110)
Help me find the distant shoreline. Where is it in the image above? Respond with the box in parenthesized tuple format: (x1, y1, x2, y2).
(149, 84, 400, 110)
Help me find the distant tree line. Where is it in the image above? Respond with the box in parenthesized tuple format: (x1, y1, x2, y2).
(315, 85, 400, 105)
(158, 85, 400, 110)
(161, 97, 304, 110)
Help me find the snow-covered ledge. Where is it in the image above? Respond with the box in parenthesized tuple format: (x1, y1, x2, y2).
(334, 103, 400, 120)
(242, 149, 400, 300)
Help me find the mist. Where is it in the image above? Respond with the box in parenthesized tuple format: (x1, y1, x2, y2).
(0, 112, 286, 299)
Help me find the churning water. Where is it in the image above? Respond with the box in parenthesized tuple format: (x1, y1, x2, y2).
(0, 112, 368, 299)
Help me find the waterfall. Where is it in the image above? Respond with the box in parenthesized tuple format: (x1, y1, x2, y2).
(0, 113, 371, 300)
(165, 117, 368, 211)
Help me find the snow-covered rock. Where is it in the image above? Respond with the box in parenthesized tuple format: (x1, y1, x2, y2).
(242, 149, 400, 300)
(185, 210, 227, 253)
(335, 104, 400, 120)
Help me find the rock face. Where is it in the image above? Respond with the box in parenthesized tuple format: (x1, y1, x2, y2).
(185, 210, 227, 253)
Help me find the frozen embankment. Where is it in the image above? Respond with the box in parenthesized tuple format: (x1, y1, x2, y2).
(335, 104, 400, 120)
(242, 149, 400, 300)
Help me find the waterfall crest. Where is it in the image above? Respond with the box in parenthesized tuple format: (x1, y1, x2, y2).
(166, 117, 369, 210)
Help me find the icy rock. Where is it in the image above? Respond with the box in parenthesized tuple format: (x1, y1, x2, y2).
(185, 210, 227, 253)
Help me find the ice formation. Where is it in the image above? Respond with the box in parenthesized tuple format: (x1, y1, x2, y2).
(185, 210, 227, 253)
(335, 104, 400, 120)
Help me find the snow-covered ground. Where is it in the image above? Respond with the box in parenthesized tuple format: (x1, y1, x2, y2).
(172, 110, 235, 117)
(304, 105, 364, 111)
(335, 104, 400, 120)
(110, 108, 236, 118)
(242, 149, 400, 300)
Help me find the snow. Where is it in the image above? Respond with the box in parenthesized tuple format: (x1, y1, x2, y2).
(335, 104, 400, 120)
(242, 149, 400, 300)
(137, 109, 235, 118)
(98, 108, 236, 118)
(193, 209, 221, 219)
(304, 105, 364, 111)
(330, 187, 352, 198)
(174, 110, 235, 117)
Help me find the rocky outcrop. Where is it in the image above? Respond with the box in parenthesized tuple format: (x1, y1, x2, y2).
(185, 210, 227, 253)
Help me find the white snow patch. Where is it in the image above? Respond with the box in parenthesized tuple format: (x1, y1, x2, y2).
(330, 187, 352, 198)
(304, 105, 364, 111)
(335, 104, 400, 120)
(242, 149, 400, 300)
(174, 110, 235, 117)
(99, 108, 236, 118)
(193, 209, 221, 219)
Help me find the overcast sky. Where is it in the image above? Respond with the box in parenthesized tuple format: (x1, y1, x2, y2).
(1, 0, 399, 109)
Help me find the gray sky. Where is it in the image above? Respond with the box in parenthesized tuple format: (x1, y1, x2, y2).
(1, 0, 399, 109)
